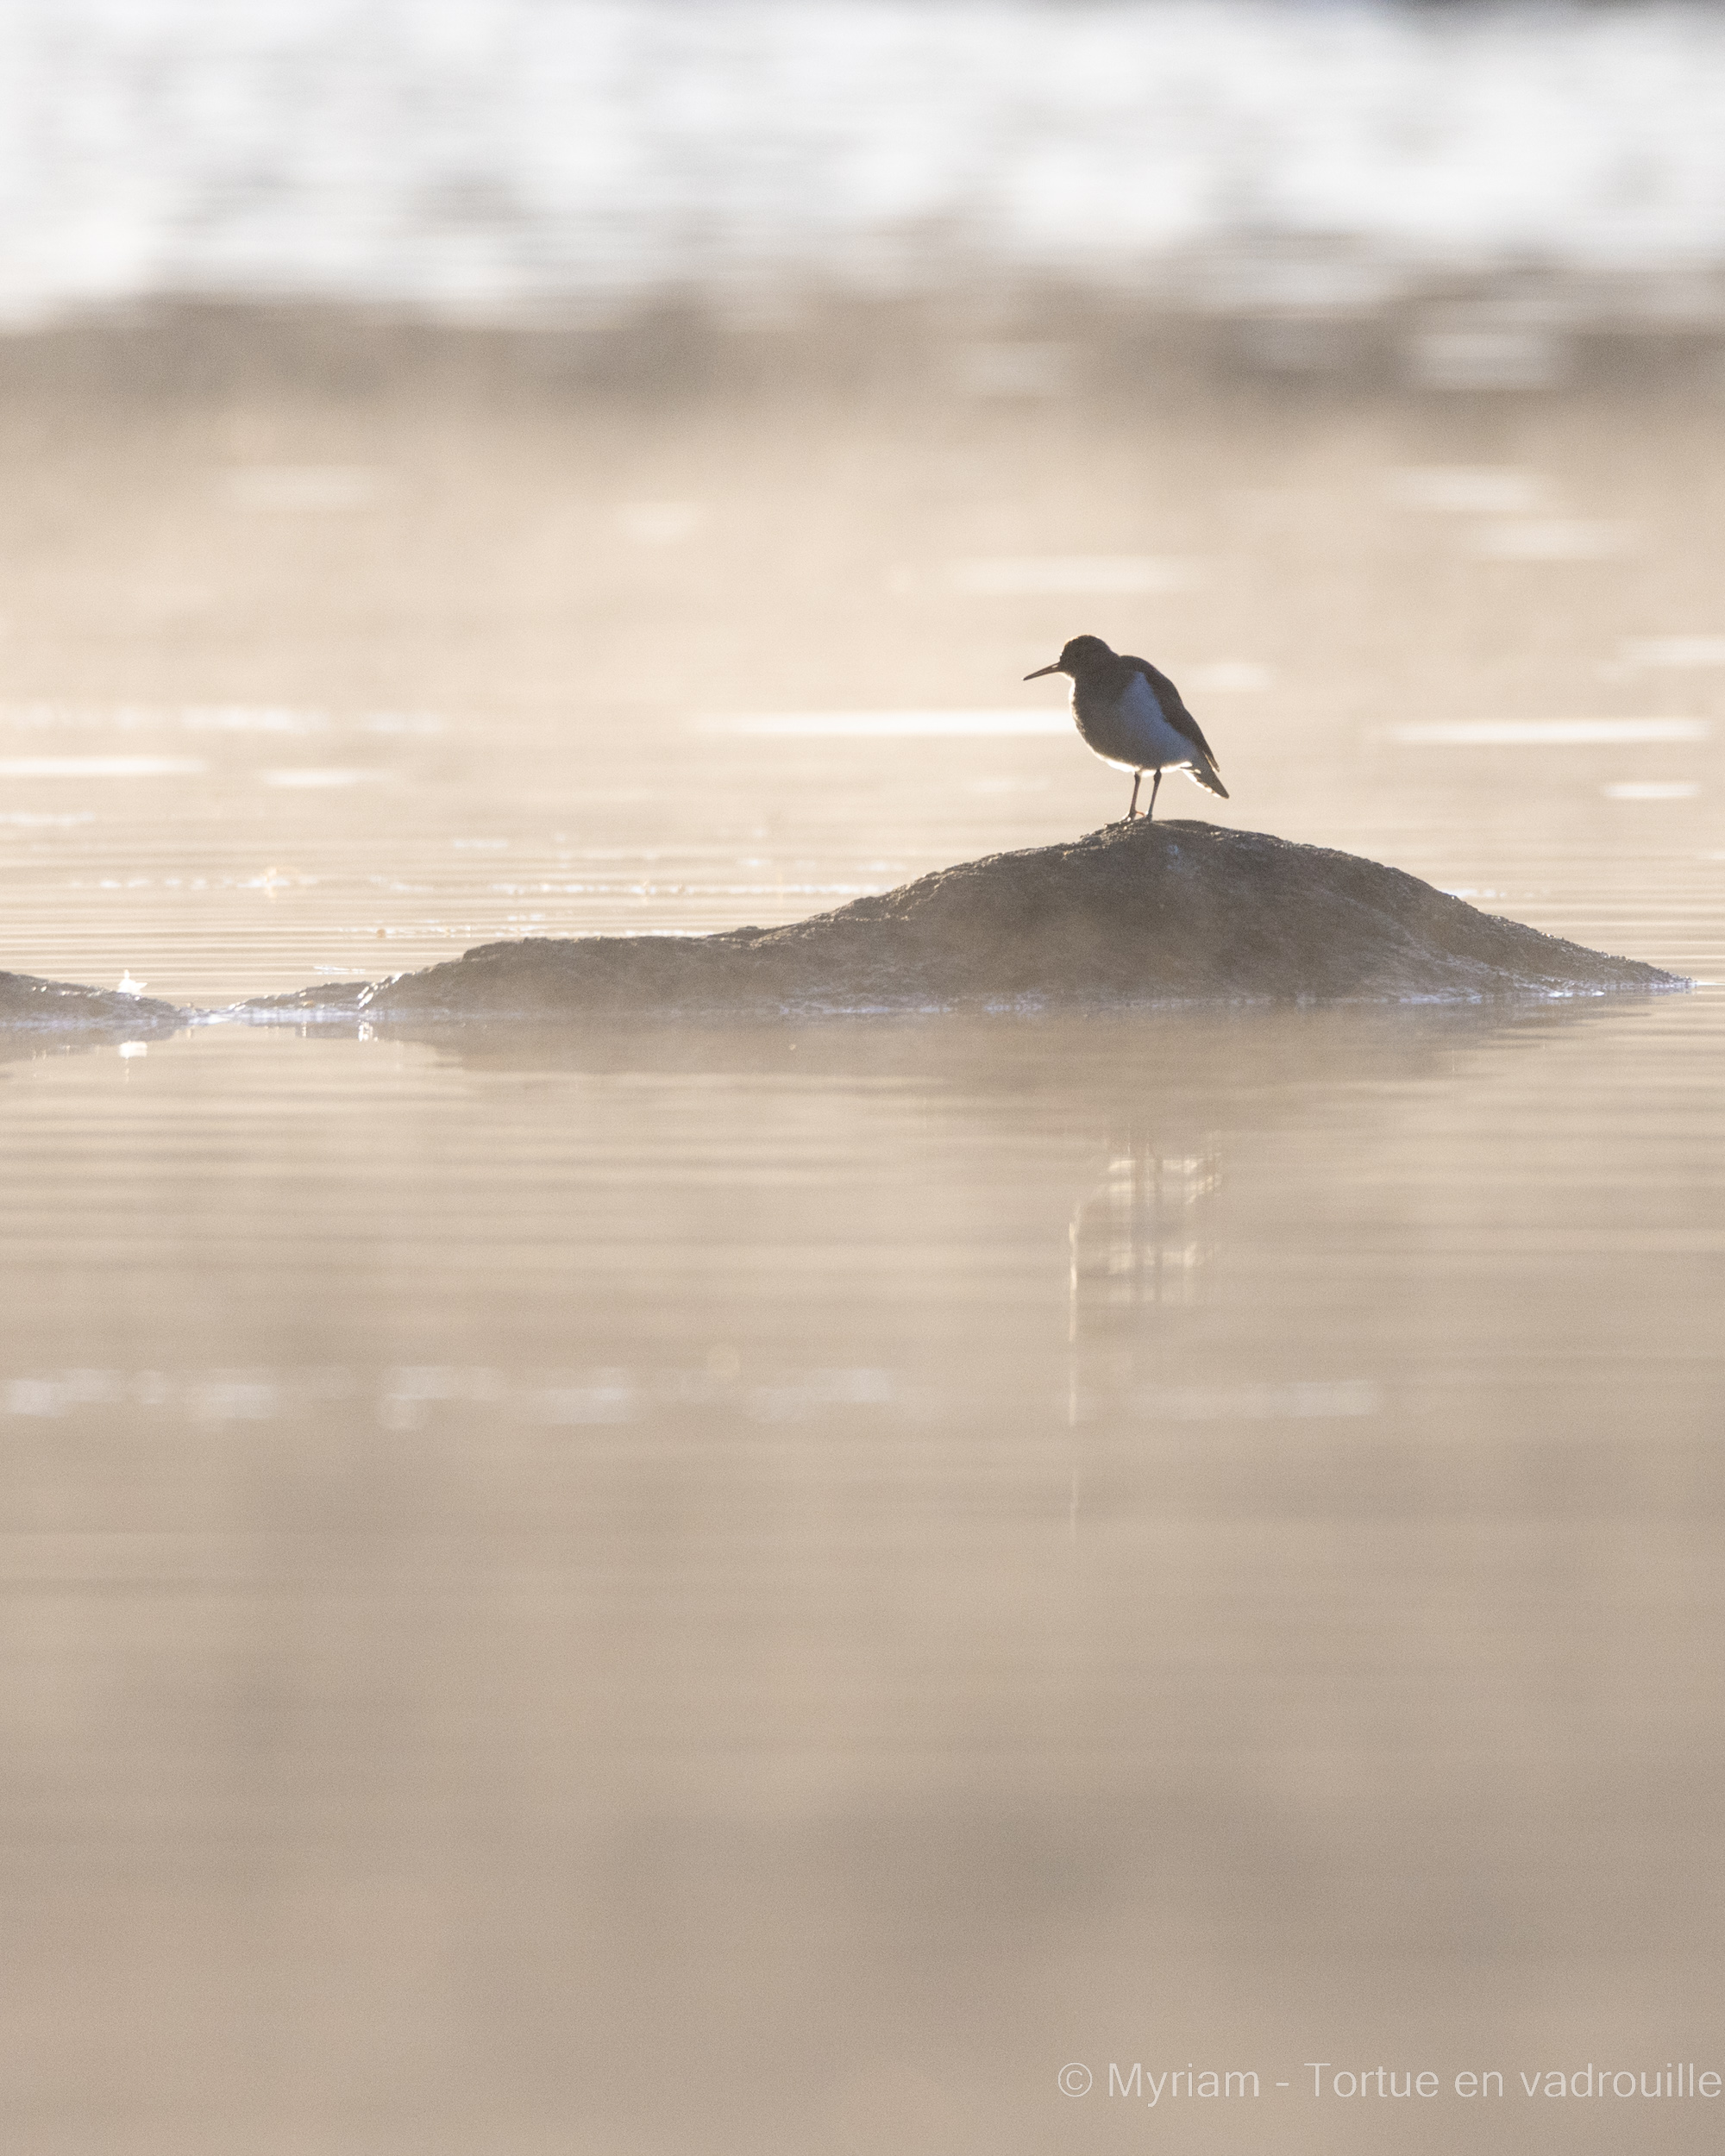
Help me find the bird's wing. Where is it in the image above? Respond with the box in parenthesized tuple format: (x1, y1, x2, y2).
(1128, 659, 1220, 765)
(1126, 658, 1227, 793)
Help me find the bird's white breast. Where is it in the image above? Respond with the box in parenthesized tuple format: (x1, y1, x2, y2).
(1113, 668, 1195, 769)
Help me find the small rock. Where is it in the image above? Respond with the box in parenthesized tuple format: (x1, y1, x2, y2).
(0, 972, 183, 1031)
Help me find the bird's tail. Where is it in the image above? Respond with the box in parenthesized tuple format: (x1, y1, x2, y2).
(1187, 760, 1229, 799)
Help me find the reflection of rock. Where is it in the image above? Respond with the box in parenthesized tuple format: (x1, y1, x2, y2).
(0, 970, 181, 1031)
(259, 820, 1683, 1020)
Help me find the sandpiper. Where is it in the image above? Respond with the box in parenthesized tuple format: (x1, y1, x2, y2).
(1025, 633, 1229, 820)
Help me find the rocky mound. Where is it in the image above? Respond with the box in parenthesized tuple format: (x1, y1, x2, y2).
(248, 821, 1683, 1021)
(0, 971, 183, 1030)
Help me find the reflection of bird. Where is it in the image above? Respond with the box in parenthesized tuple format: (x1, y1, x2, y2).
(1025, 633, 1228, 821)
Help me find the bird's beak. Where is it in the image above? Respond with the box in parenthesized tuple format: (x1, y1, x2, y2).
(1023, 662, 1061, 680)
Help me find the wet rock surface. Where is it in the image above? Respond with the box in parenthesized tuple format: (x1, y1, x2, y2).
(248, 821, 1684, 1021)
(0, 970, 183, 1030)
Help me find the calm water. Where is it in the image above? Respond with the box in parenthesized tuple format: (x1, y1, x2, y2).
(3, 319, 1724, 2152)
(5, 995, 1723, 2153)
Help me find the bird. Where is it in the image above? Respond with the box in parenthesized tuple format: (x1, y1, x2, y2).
(1025, 633, 1228, 821)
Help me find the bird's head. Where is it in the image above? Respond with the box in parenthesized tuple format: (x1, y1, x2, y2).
(1024, 634, 1115, 682)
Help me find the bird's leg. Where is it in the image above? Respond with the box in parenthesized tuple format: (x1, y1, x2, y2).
(1146, 769, 1162, 823)
(1126, 771, 1141, 820)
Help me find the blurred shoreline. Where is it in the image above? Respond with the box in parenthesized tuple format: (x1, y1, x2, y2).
(3, 270, 1723, 408)
(8, 2, 1725, 328)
